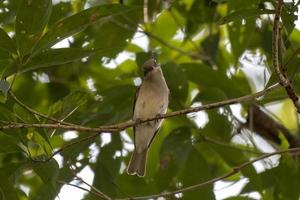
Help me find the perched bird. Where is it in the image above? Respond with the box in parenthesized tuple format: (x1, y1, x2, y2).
(127, 58, 169, 177)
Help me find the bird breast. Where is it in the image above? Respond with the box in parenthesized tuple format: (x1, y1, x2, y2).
(133, 72, 169, 120)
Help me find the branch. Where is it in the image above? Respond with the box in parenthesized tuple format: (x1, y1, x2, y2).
(246, 104, 300, 148)
(0, 83, 281, 133)
(38, 133, 99, 162)
(272, 0, 300, 112)
(115, 147, 300, 200)
(56, 180, 108, 200)
(68, 164, 112, 200)
(107, 15, 210, 61)
(142, 30, 210, 60)
(197, 135, 263, 155)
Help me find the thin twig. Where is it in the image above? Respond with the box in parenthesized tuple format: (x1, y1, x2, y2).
(56, 180, 107, 199)
(143, 30, 210, 60)
(40, 133, 100, 162)
(0, 83, 281, 133)
(68, 164, 112, 200)
(198, 135, 263, 155)
(115, 147, 300, 200)
(272, 0, 300, 112)
(9, 91, 76, 126)
(108, 16, 210, 61)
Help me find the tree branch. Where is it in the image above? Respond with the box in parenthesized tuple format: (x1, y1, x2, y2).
(56, 180, 109, 200)
(272, 0, 300, 112)
(197, 134, 263, 155)
(246, 104, 300, 148)
(0, 83, 280, 133)
(115, 147, 300, 200)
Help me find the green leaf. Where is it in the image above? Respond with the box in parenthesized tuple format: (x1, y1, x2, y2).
(31, 182, 58, 200)
(24, 48, 96, 72)
(92, 6, 142, 58)
(219, 9, 274, 25)
(228, 18, 256, 63)
(48, 2, 72, 26)
(6, 48, 109, 76)
(91, 134, 122, 198)
(179, 148, 215, 200)
(0, 175, 19, 200)
(0, 28, 16, 53)
(162, 62, 188, 109)
(224, 197, 257, 200)
(0, 133, 24, 154)
(199, 111, 231, 142)
(49, 90, 88, 120)
(34, 4, 140, 54)
(282, 3, 297, 36)
(0, 103, 16, 122)
(151, 10, 177, 46)
(193, 87, 227, 103)
(157, 126, 192, 189)
(16, 0, 52, 56)
(182, 63, 249, 98)
(273, 155, 300, 200)
(0, 162, 24, 200)
(31, 158, 59, 183)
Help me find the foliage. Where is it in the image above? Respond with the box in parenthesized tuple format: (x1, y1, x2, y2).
(0, 0, 300, 199)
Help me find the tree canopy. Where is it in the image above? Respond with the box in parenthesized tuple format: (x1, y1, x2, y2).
(0, 0, 300, 199)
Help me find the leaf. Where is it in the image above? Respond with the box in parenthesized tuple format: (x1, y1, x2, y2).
(33, 4, 140, 54)
(281, 3, 297, 36)
(0, 162, 25, 200)
(228, 18, 256, 63)
(4, 48, 107, 76)
(16, 0, 52, 56)
(179, 148, 215, 200)
(219, 9, 275, 25)
(157, 126, 192, 189)
(193, 87, 227, 104)
(224, 197, 257, 200)
(24, 48, 96, 72)
(0, 175, 19, 200)
(91, 134, 122, 198)
(31, 158, 59, 183)
(0, 28, 16, 53)
(182, 63, 249, 98)
(162, 62, 188, 109)
(0, 59, 15, 79)
(0, 103, 16, 122)
(48, 90, 88, 120)
(151, 10, 177, 46)
(92, 6, 142, 58)
(273, 155, 300, 200)
(31, 182, 58, 200)
(48, 2, 72, 26)
(0, 133, 24, 154)
(212, 0, 227, 2)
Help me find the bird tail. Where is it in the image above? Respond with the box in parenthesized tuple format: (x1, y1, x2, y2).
(127, 149, 147, 177)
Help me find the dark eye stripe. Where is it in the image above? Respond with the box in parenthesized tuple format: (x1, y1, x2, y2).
(144, 67, 153, 76)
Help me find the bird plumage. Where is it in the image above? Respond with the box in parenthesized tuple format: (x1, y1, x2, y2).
(127, 58, 169, 177)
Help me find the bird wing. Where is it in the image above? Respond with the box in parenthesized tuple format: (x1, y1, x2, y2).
(132, 85, 141, 141)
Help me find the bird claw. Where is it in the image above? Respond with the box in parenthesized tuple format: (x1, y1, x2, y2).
(154, 114, 162, 123)
(134, 118, 142, 124)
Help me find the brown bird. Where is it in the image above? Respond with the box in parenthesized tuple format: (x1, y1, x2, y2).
(127, 58, 169, 177)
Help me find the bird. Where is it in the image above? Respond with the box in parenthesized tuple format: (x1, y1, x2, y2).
(127, 58, 169, 177)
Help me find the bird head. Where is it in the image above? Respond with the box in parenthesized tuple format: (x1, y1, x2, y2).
(142, 58, 159, 76)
